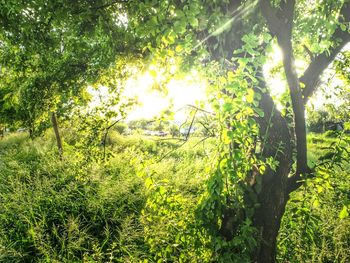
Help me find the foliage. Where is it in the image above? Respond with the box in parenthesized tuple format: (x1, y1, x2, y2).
(0, 133, 146, 262)
(0, 131, 349, 262)
(278, 132, 350, 262)
(113, 122, 128, 135)
(1, 0, 350, 262)
(169, 124, 180, 137)
(0, 0, 139, 135)
(306, 108, 331, 133)
(140, 165, 213, 262)
(195, 51, 269, 261)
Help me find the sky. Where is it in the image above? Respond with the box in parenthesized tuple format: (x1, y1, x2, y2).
(122, 71, 207, 121)
(88, 43, 349, 122)
(263, 43, 350, 111)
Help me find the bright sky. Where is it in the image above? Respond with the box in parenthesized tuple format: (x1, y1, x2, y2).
(263, 43, 350, 111)
(123, 71, 207, 121)
(88, 42, 349, 122)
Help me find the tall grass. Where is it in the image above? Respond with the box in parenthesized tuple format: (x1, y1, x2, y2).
(277, 133, 350, 262)
(0, 131, 349, 262)
(0, 133, 146, 262)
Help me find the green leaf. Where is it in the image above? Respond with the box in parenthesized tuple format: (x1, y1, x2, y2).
(255, 108, 264, 117)
(175, 45, 183, 53)
(223, 102, 233, 112)
(189, 17, 199, 28)
(340, 23, 346, 32)
(339, 206, 349, 219)
(145, 177, 153, 188)
(259, 165, 266, 174)
(174, 20, 187, 34)
(218, 76, 226, 84)
(246, 89, 254, 103)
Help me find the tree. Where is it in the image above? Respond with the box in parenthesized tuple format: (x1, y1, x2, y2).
(169, 124, 180, 137)
(333, 50, 350, 121)
(1, 0, 349, 262)
(0, 0, 138, 155)
(127, 0, 350, 261)
(307, 50, 350, 133)
(307, 108, 329, 133)
(229, 1, 349, 261)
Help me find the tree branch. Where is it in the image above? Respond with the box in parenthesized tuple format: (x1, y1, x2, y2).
(300, 1, 350, 104)
(286, 1, 350, 191)
(259, 0, 284, 36)
(73, 0, 128, 15)
(102, 117, 123, 161)
(92, 0, 129, 11)
(185, 108, 198, 141)
(185, 104, 215, 116)
(302, 44, 315, 61)
(261, 0, 309, 179)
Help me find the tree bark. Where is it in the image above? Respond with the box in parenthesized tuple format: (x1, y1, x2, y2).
(250, 83, 293, 263)
(51, 112, 63, 159)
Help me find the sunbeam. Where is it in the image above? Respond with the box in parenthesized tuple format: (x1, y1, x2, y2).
(192, 0, 259, 51)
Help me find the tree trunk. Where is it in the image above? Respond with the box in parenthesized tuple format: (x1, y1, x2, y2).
(253, 159, 292, 263)
(252, 89, 293, 263)
(29, 127, 34, 139)
(51, 112, 63, 159)
(219, 85, 294, 262)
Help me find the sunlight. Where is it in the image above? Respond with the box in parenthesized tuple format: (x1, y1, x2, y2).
(91, 43, 350, 123)
(193, 0, 259, 51)
(263, 45, 330, 110)
(263, 45, 286, 105)
(124, 72, 169, 120)
(124, 70, 206, 121)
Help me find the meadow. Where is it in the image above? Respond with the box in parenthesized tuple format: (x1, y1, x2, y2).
(0, 130, 348, 262)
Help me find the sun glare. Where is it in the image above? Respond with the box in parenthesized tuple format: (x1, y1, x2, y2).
(263, 45, 286, 102)
(90, 42, 349, 122)
(124, 71, 207, 121)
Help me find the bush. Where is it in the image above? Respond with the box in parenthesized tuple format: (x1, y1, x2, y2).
(113, 122, 128, 135)
(324, 130, 340, 138)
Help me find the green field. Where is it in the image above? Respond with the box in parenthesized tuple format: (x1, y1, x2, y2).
(0, 131, 349, 262)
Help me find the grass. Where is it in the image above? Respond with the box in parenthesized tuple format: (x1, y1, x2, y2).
(0, 133, 147, 262)
(0, 131, 213, 262)
(0, 131, 349, 262)
(278, 132, 350, 263)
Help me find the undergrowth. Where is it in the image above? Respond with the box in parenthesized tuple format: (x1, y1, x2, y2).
(0, 132, 349, 262)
